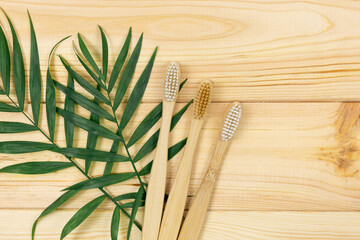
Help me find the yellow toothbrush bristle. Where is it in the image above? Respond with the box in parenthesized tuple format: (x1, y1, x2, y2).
(193, 80, 212, 119)
(221, 103, 241, 141)
(164, 62, 180, 102)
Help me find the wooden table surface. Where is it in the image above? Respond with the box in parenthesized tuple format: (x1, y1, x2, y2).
(1, 0, 360, 239)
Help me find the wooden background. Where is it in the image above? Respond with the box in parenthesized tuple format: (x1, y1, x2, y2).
(1, 0, 360, 239)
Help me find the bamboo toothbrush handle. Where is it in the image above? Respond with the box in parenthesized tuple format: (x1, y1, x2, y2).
(142, 101, 174, 240)
(178, 140, 228, 240)
(158, 119, 203, 240)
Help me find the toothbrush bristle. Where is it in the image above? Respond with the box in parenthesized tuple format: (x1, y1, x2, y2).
(164, 62, 180, 102)
(194, 80, 212, 119)
(221, 103, 241, 141)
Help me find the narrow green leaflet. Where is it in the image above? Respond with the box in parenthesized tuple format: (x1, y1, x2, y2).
(132, 100, 192, 163)
(119, 47, 157, 130)
(103, 139, 121, 176)
(64, 74, 75, 148)
(0, 24, 10, 94)
(0, 122, 37, 133)
(113, 34, 143, 110)
(45, 36, 71, 141)
(0, 102, 20, 112)
(108, 28, 131, 92)
(77, 33, 102, 78)
(133, 130, 159, 163)
(57, 147, 128, 162)
(85, 84, 101, 174)
(0, 141, 55, 154)
(28, 12, 41, 125)
(121, 201, 145, 209)
(57, 108, 121, 141)
(0, 161, 73, 174)
(46, 69, 56, 140)
(59, 56, 110, 105)
(113, 192, 139, 201)
(127, 103, 162, 148)
(60, 195, 106, 240)
(32, 190, 79, 240)
(54, 81, 115, 122)
(99, 26, 108, 82)
(171, 100, 193, 130)
(3, 10, 25, 109)
(127, 186, 144, 240)
(139, 138, 187, 176)
(74, 52, 105, 89)
(126, 79, 188, 147)
(65, 172, 136, 191)
(111, 206, 120, 240)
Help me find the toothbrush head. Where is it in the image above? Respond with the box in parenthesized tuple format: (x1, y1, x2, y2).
(220, 103, 241, 141)
(164, 62, 180, 102)
(193, 80, 212, 120)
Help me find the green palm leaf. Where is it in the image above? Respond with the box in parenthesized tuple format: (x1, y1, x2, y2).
(0, 161, 73, 174)
(64, 74, 75, 148)
(59, 55, 110, 105)
(2, 9, 25, 110)
(28, 12, 41, 125)
(139, 138, 187, 176)
(64, 172, 136, 190)
(57, 108, 121, 141)
(60, 195, 106, 240)
(132, 100, 192, 163)
(0, 122, 37, 133)
(99, 26, 108, 82)
(0, 103, 20, 112)
(113, 34, 143, 110)
(119, 47, 157, 130)
(74, 51, 105, 89)
(103, 138, 121, 176)
(113, 192, 142, 201)
(111, 206, 120, 240)
(46, 36, 71, 141)
(54, 81, 115, 122)
(85, 84, 101, 174)
(77, 33, 102, 78)
(108, 28, 131, 92)
(127, 186, 144, 240)
(0, 141, 55, 154)
(32, 190, 79, 240)
(57, 147, 128, 162)
(0, 23, 10, 94)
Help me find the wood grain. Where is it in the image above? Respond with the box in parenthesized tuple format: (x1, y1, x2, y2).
(1, 0, 360, 239)
(1, 0, 360, 102)
(1, 102, 360, 211)
(1, 209, 360, 240)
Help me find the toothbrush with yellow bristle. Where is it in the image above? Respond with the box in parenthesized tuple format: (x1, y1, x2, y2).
(142, 62, 180, 240)
(178, 102, 242, 240)
(158, 80, 213, 240)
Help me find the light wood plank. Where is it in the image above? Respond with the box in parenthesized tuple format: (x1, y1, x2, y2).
(0, 1, 360, 102)
(1, 209, 360, 239)
(2, 102, 360, 210)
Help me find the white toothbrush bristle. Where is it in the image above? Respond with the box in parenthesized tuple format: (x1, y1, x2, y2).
(164, 62, 180, 102)
(221, 104, 241, 141)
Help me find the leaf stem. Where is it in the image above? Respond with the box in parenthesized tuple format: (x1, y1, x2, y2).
(104, 83, 147, 190)
(1, 88, 142, 230)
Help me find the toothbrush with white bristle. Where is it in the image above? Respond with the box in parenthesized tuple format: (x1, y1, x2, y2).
(178, 102, 242, 240)
(142, 62, 180, 240)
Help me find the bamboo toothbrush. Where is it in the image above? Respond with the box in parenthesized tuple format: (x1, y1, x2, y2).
(158, 80, 212, 240)
(178, 102, 242, 240)
(142, 62, 180, 240)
